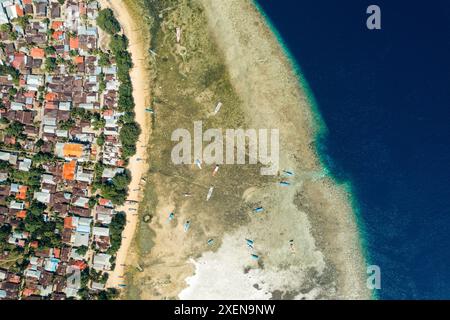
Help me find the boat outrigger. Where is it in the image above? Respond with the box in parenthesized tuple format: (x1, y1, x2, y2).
(184, 220, 191, 232)
(206, 186, 214, 201)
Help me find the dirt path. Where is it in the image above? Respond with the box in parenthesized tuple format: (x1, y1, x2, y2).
(97, 0, 152, 289)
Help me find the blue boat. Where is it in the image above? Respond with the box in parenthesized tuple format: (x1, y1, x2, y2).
(184, 220, 191, 232)
(253, 207, 264, 213)
(279, 181, 290, 186)
(282, 170, 294, 177)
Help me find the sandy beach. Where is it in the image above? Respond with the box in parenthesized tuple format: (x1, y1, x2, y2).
(97, 0, 152, 289)
(106, 0, 371, 299)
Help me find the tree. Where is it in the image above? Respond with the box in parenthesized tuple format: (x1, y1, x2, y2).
(32, 152, 55, 164)
(119, 122, 140, 159)
(98, 288, 119, 300)
(109, 34, 128, 54)
(0, 23, 11, 33)
(119, 111, 135, 125)
(5, 121, 24, 138)
(45, 57, 57, 72)
(0, 65, 19, 84)
(29, 200, 46, 217)
(45, 46, 56, 55)
(35, 139, 44, 149)
(108, 212, 126, 254)
(92, 113, 105, 130)
(59, 118, 75, 130)
(88, 197, 97, 209)
(98, 51, 110, 67)
(8, 87, 17, 98)
(97, 133, 105, 146)
(120, 122, 140, 142)
(112, 171, 131, 190)
(97, 9, 121, 35)
(0, 224, 11, 243)
(76, 245, 88, 256)
(15, 15, 31, 29)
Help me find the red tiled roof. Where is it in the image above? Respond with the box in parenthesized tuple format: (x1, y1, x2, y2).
(72, 260, 87, 270)
(69, 37, 79, 49)
(45, 92, 58, 102)
(53, 248, 61, 258)
(74, 56, 84, 64)
(63, 160, 77, 180)
(16, 186, 28, 200)
(30, 47, 45, 59)
(11, 53, 25, 69)
(17, 210, 27, 219)
(16, 4, 24, 17)
(64, 216, 73, 229)
(52, 30, 64, 40)
(51, 21, 63, 30)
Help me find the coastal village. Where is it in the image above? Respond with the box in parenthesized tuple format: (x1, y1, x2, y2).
(0, 0, 141, 299)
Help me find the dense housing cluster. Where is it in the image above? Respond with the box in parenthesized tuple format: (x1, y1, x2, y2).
(0, 0, 138, 300)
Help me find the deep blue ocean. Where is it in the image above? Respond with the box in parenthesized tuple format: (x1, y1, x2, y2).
(255, 0, 450, 299)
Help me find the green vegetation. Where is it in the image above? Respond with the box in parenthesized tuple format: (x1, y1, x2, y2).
(107, 33, 140, 159)
(8, 87, 17, 98)
(32, 152, 56, 165)
(97, 8, 121, 35)
(58, 118, 75, 130)
(97, 288, 119, 300)
(15, 15, 31, 29)
(99, 171, 131, 205)
(76, 245, 88, 256)
(98, 51, 110, 67)
(0, 64, 20, 84)
(92, 162, 105, 192)
(0, 23, 18, 41)
(96, 133, 105, 146)
(0, 160, 10, 170)
(70, 107, 94, 121)
(5, 121, 25, 139)
(11, 167, 44, 190)
(92, 112, 106, 130)
(119, 122, 140, 159)
(22, 201, 62, 248)
(45, 46, 56, 55)
(105, 25, 139, 160)
(45, 57, 58, 72)
(0, 224, 11, 243)
(35, 139, 44, 149)
(108, 212, 126, 254)
(98, 72, 106, 93)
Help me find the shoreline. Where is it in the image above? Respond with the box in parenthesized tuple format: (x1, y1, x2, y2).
(252, 0, 375, 299)
(192, 0, 371, 299)
(108, 0, 372, 299)
(97, 0, 152, 289)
